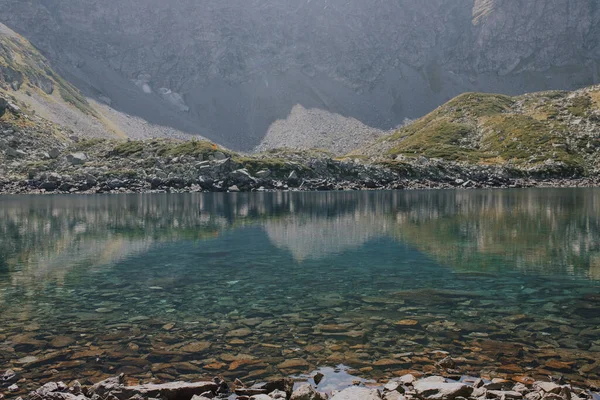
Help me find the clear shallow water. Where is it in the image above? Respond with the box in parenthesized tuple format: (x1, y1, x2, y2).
(0, 189, 599, 392)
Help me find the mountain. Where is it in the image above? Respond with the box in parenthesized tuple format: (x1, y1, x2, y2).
(354, 86, 600, 176)
(0, 0, 599, 151)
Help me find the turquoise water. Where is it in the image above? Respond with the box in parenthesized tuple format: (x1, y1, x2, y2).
(0, 189, 599, 391)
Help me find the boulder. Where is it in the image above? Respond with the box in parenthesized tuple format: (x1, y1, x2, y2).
(269, 389, 288, 399)
(0, 97, 7, 117)
(256, 169, 271, 178)
(384, 392, 405, 400)
(288, 170, 299, 185)
(48, 148, 61, 159)
(67, 152, 87, 165)
(213, 151, 227, 161)
(413, 378, 473, 400)
(4, 147, 19, 158)
(230, 168, 256, 184)
(290, 384, 328, 400)
(41, 181, 58, 191)
(257, 378, 294, 398)
(331, 387, 382, 400)
(533, 382, 562, 395)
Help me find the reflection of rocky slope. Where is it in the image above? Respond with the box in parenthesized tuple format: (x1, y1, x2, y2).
(0, 1, 599, 150)
(264, 214, 388, 261)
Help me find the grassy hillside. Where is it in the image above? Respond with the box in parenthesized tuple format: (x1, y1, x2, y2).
(354, 86, 600, 176)
(0, 25, 98, 117)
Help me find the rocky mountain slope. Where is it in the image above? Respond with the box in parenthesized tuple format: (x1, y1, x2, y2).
(0, 22, 203, 144)
(355, 85, 600, 177)
(0, 0, 598, 151)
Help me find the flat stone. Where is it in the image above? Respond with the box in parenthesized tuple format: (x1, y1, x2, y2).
(226, 328, 252, 337)
(331, 387, 383, 400)
(534, 382, 561, 394)
(93, 378, 219, 400)
(487, 390, 523, 399)
(277, 358, 310, 369)
(413, 378, 473, 400)
(50, 336, 75, 348)
(180, 341, 211, 353)
(395, 319, 420, 327)
(544, 360, 575, 371)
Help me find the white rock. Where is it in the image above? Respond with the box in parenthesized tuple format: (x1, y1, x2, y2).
(534, 382, 561, 394)
(330, 387, 382, 400)
(290, 384, 327, 400)
(67, 152, 88, 165)
(413, 378, 472, 400)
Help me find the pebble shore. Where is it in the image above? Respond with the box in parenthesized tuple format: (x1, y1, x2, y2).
(3, 370, 599, 400)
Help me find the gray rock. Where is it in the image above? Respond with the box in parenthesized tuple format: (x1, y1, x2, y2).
(486, 391, 523, 399)
(213, 151, 227, 161)
(399, 374, 416, 385)
(230, 168, 256, 184)
(228, 185, 240, 192)
(41, 181, 58, 191)
(436, 356, 456, 369)
(250, 396, 272, 400)
(269, 389, 288, 399)
(413, 378, 473, 400)
(534, 383, 561, 395)
(8, 384, 19, 392)
(384, 381, 402, 392)
(89, 377, 219, 400)
(67, 152, 88, 165)
(331, 387, 382, 400)
(0, 97, 7, 117)
(290, 384, 328, 400)
(384, 392, 405, 400)
(7, 102, 20, 114)
(512, 384, 530, 394)
(256, 169, 271, 178)
(5, 147, 20, 158)
(47, 148, 60, 159)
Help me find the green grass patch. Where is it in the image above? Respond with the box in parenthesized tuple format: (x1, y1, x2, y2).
(480, 114, 583, 169)
(234, 156, 296, 175)
(443, 92, 514, 118)
(387, 120, 482, 162)
(112, 141, 145, 157)
(567, 95, 592, 117)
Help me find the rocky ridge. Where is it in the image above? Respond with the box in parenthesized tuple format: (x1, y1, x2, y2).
(2, 90, 600, 195)
(3, 371, 598, 400)
(355, 85, 600, 176)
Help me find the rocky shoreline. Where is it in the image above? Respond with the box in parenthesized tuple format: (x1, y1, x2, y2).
(2, 103, 600, 195)
(3, 370, 599, 400)
(2, 142, 600, 195)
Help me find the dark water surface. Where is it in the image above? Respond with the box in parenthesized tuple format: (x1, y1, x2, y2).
(1, 189, 599, 391)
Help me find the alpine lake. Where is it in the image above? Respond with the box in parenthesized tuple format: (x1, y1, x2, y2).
(1, 189, 599, 394)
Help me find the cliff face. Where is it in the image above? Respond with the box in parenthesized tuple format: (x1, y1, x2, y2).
(0, 0, 599, 150)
